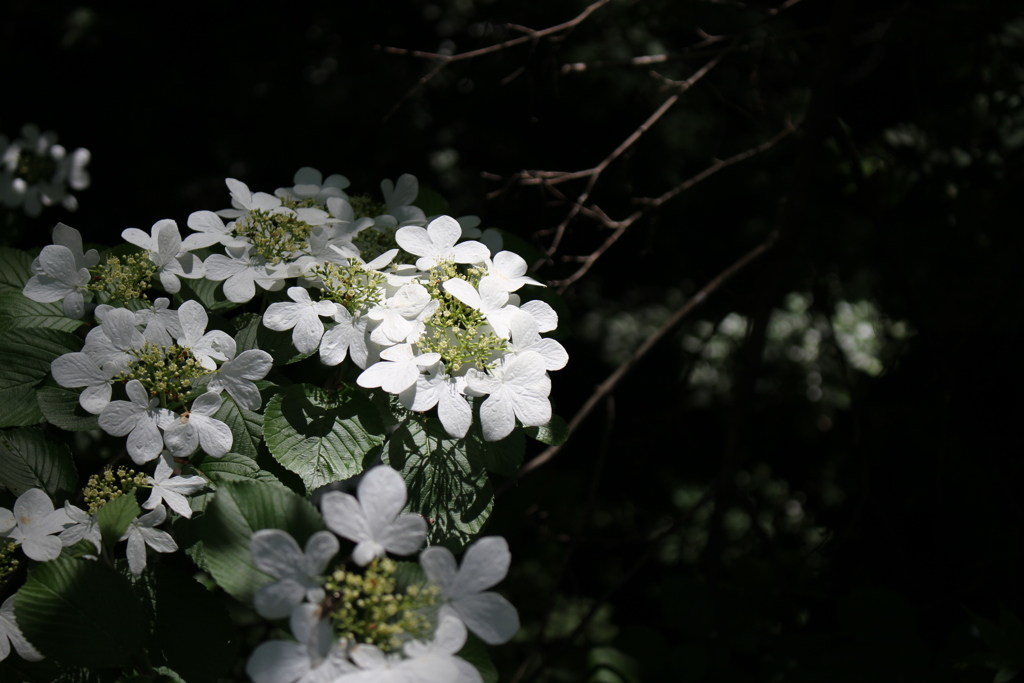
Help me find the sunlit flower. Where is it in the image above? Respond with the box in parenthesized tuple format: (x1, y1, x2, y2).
(98, 379, 174, 464)
(143, 455, 207, 518)
(0, 489, 71, 562)
(395, 215, 489, 271)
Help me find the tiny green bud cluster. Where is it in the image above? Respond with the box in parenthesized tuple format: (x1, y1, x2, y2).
(0, 539, 21, 591)
(87, 254, 158, 302)
(310, 262, 385, 314)
(418, 262, 508, 372)
(116, 341, 212, 406)
(83, 466, 148, 515)
(346, 195, 388, 220)
(12, 149, 57, 186)
(323, 558, 438, 652)
(236, 209, 314, 265)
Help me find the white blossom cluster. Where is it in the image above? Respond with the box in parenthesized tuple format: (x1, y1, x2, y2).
(247, 466, 518, 683)
(0, 461, 207, 662)
(0, 124, 90, 216)
(196, 169, 567, 442)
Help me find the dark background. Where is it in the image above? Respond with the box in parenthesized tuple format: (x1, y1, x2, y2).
(4, 0, 1024, 680)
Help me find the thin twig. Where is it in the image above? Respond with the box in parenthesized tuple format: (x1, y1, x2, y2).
(505, 233, 778, 487)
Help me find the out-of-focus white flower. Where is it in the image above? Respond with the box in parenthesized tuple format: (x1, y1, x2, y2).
(0, 594, 44, 662)
(250, 529, 339, 619)
(380, 174, 427, 226)
(276, 167, 350, 204)
(263, 287, 338, 355)
(0, 124, 90, 217)
(401, 616, 483, 683)
(246, 604, 354, 683)
(419, 536, 520, 645)
(98, 379, 174, 464)
(21, 244, 92, 318)
(0, 489, 72, 562)
(120, 505, 178, 577)
(395, 216, 489, 271)
(320, 465, 427, 566)
(143, 455, 207, 518)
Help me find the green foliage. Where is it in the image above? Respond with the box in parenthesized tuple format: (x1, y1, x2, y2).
(211, 394, 264, 459)
(264, 383, 386, 491)
(36, 380, 100, 431)
(196, 480, 325, 602)
(234, 313, 310, 366)
(385, 415, 493, 551)
(0, 426, 78, 500)
(523, 414, 569, 447)
(16, 557, 146, 668)
(95, 494, 140, 548)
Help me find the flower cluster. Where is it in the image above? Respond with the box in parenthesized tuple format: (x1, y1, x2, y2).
(0, 124, 90, 216)
(247, 466, 517, 683)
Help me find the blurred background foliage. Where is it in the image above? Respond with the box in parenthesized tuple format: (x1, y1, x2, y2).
(3, 0, 1024, 680)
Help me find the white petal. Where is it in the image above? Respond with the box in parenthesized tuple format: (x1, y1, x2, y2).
(452, 592, 520, 645)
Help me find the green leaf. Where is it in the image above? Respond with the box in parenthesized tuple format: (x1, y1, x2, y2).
(234, 314, 311, 366)
(523, 414, 569, 446)
(0, 328, 82, 392)
(458, 633, 499, 683)
(467, 422, 525, 476)
(0, 385, 45, 428)
(36, 381, 100, 431)
(16, 556, 147, 668)
(212, 394, 264, 459)
(264, 384, 386, 491)
(0, 291, 85, 332)
(0, 246, 34, 292)
(197, 480, 325, 602)
(385, 416, 493, 551)
(0, 427, 78, 500)
(176, 275, 240, 313)
(133, 566, 238, 682)
(190, 452, 282, 487)
(95, 494, 141, 547)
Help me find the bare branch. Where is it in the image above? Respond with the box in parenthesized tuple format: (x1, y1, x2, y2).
(507, 233, 778, 485)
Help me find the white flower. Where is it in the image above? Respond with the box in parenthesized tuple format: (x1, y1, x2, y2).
(207, 347, 273, 411)
(356, 344, 440, 396)
(419, 536, 520, 645)
(276, 167, 351, 204)
(175, 299, 235, 370)
(319, 465, 427, 566)
(135, 297, 183, 346)
(0, 594, 44, 662)
(366, 283, 437, 346)
(161, 391, 233, 459)
(250, 529, 339, 619)
(50, 351, 117, 414)
(82, 307, 145, 374)
(49, 223, 99, 270)
(218, 178, 284, 219)
(406, 367, 472, 439)
(21, 244, 92, 318)
(519, 299, 558, 333)
(0, 489, 71, 562)
(442, 277, 518, 339)
(263, 287, 338, 355)
(98, 379, 175, 464)
(58, 502, 101, 553)
(395, 215, 489, 271)
(246, 604, 354, 683)
(401, 616, 483, 683)
(121, 219, 206, 294)
(465, 351, 551, 442)
(120, 505, 178, 577)
(508, 311, 568, 371)
(325, 197, 375, 241)
(186, 210, 236, 248)
(380, 174, 427, 226)
(142, 455, 207, 519)
(204, 246, 285, 304)
(319, 306, 371, 369)
(484, 251, 543, 292)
